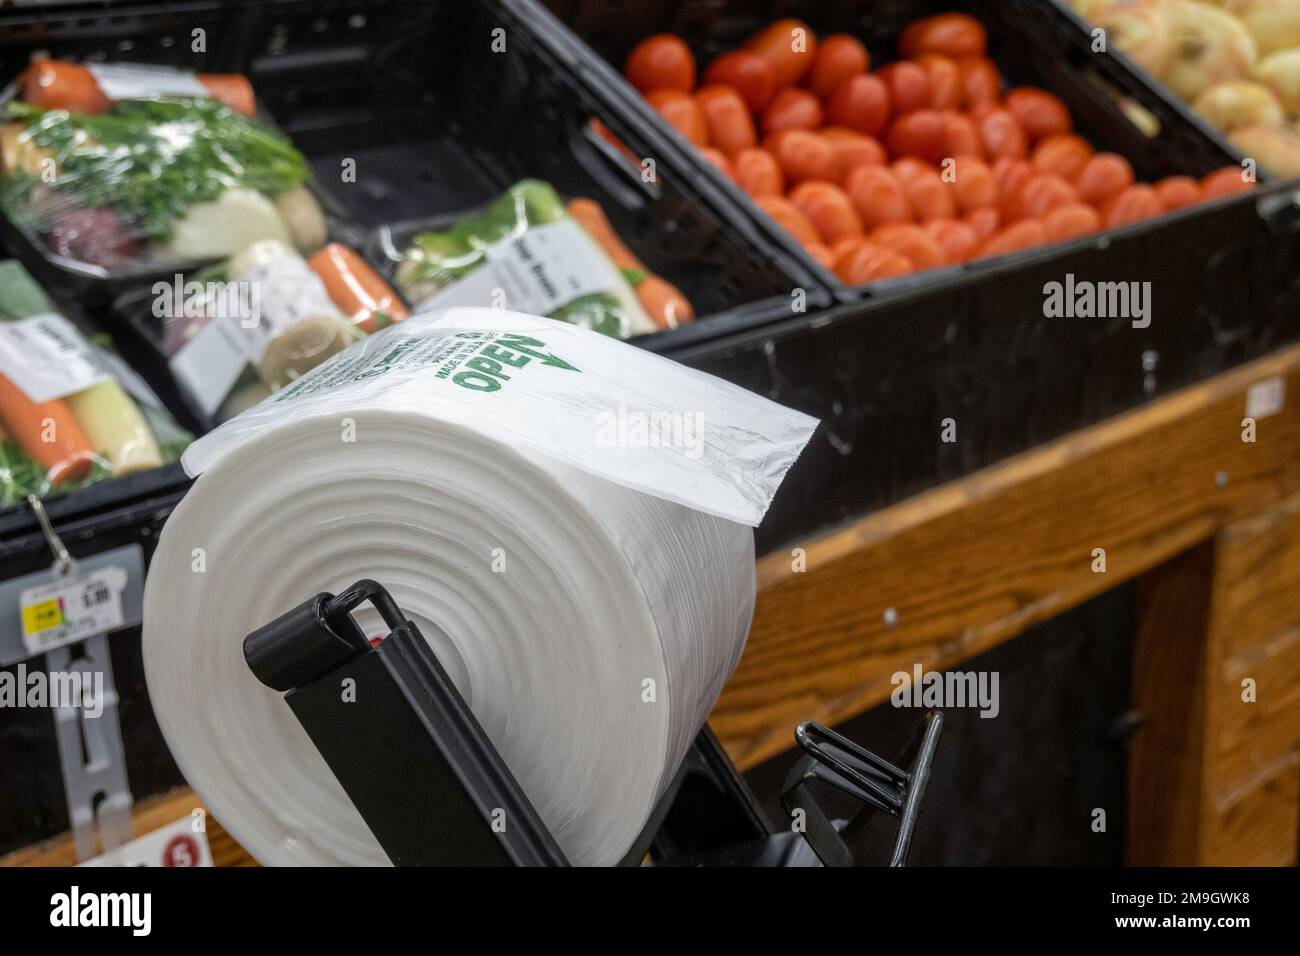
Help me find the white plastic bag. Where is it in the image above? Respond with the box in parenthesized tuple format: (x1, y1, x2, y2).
(145, 307, 817, 866)
(183, 308, 817, 527)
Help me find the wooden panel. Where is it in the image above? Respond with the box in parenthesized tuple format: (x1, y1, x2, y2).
(1212, 494, 1300, 659)
(0, 788, 250, 868)
(1200, 764, 1300, 867)
(718, 345, 1300, 769)
(1210, 628, 1300, 804)
(10, 349, 1300, 867)
(1126, 544, 1215, 866)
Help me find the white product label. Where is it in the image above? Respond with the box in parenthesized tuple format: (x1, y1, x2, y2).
(87, 62, 210, 102)
(421, 220, 615, 316)
(1246, 376, 1285, 420)
(0, 313, 112, 402)
(79, 815, 213, 867)
(238, 256, 343, 364)
(171, 316, 256, 417)
(20, 565, 128, 657)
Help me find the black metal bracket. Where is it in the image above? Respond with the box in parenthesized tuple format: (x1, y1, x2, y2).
(780, 713, 943, 867)
(244, 579, 941, 867)
(243, 579, 568, 866)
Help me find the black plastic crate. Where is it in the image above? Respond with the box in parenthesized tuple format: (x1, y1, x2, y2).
(242, 0, 825, 346)
(696, 182, 1300, 553)
(531, 0, 1278, 301)
(0, 1, 365, 305)
(526, 0, 1300, 550)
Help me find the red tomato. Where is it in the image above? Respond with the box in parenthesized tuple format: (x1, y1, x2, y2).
(885, 109, 946, 163)
(694, 85, 757, 156)
(1201, 166, 1256, 200)
(915, 54, 962, 110)
(899, 13, 988, 59)
(964, 206, 1001, 240)
(766, 129, 840, 184)
(702, 51, 778, 113)
(762, 87, 824, 135)
(870, 222, 948, 270)
(827, 74, 891, 137)
(1074, 153, 1135, 206)
(1102, 184, 1161, 228)
(992, 157, 1034, 210)
(1008, 173, 1079, 220)
(625, 35, 696, 93)
(732, 148, 784, 197)
(834, 243, 915, 283)
(950, 156, 998, 212)
(1031, 132, 1094, 180)
(1003, 87, 1072, 142)
(745, 18, 818, 87)
(1153, 175, 1201, 211)
(789, 181, 864, 243)
(844, 165, 915, 227)
(1043, 202, 1101, 242)
(925, 219, 980, 262)
(820, 128, 886, 172)
(699, 146, 734, 179)
(807, 35, 869, 99)
(645, 89, 709, 146)
(753, 195, 822, 247)
(890, 157, 933, 181)
(940, 111, 983, 158)
(980, 219, 1047, 257)
(956, 56, 1002, 108)
(806, 241, 837, 268)
(878, 61, 933, 115)
(978, 109, 1028, 160)
(896, 166, 957, 221)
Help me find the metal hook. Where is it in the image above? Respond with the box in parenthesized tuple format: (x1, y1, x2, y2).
(26, 494, 72, 576)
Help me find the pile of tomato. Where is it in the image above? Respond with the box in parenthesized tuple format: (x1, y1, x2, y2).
(623, 12, 1255, 285)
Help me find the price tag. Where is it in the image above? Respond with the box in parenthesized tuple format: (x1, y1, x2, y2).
(1246, 376, 1285, 420)
(0, 544, 145, 666)
(79, 815, 213, 867)
(20, 566, 128, 657)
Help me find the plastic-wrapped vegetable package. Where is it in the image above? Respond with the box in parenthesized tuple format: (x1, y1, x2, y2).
(389, 179, 694, 338)
(157, 239, 408, 423)
(0, 59, 327, 275)
(0, 260, 190, 506)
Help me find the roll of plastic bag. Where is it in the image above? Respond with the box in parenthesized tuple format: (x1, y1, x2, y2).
(143, 307, 817, 866)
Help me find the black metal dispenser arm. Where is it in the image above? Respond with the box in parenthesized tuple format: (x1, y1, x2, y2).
(781, 714, 944, 867)
(243, 579, 942, 867)
(243, 580, 568, 866)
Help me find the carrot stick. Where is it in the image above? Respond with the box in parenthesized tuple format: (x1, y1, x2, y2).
(23, 60, 112, 114)
(566, 198, 694, 329)
(307, 244, 408, 334)
(197, 75, 256, 117)
(0, 373, 96, 483)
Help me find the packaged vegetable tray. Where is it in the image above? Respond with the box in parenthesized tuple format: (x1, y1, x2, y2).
(142, 238, 408, 427)
(0, 259, 189, 508)
(381, 179, 695, 340)
(0, 58, 330, 295)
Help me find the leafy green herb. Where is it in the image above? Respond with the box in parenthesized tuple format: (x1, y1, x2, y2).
(1, 98, 308, 242)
